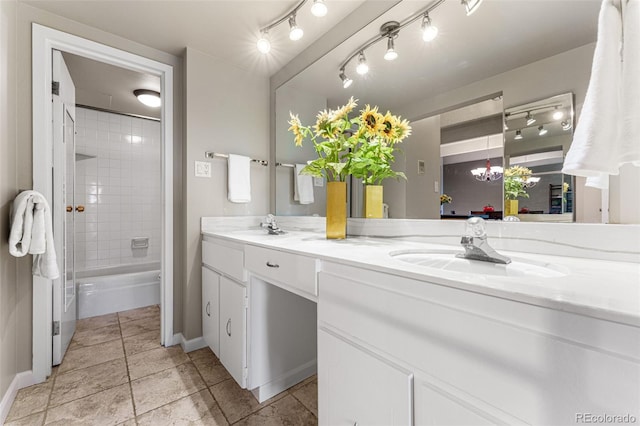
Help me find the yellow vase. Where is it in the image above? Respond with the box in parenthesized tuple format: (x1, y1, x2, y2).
(364, 185, 383, 219)
(326, 181, 347, 239)
(505, 199, 519, 216)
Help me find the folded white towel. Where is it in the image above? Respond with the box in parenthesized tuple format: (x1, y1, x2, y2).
(563, 0, 623, 189)
(227, 154, 251, 203)
(9, 190, 60, 279)
(293, 164, 314, 205)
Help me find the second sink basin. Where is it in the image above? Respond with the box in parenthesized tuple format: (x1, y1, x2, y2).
(390, 249, 569, 278)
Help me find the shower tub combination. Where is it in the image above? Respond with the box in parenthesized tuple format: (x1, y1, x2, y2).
(76, 262, 161, 319)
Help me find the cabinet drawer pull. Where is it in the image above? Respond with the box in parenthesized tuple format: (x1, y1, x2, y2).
(266, 261, 280, 268)
(226, 318, 231, 336)
(206, 301, 210, 317)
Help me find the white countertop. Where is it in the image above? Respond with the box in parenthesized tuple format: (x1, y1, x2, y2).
(202, 227, 640, 327)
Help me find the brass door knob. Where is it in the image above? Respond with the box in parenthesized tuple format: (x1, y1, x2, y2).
(66, 206, 72, 212)
(75, 205, 85, 212)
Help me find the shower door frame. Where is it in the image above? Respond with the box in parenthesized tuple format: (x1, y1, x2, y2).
(32, 24, 175, 383)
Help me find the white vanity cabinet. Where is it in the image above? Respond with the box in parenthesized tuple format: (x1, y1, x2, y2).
(202, 237, 247, 388)
(319, 261, 640, 426)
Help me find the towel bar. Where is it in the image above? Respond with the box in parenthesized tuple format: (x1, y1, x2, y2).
(205, 151, 268, 166)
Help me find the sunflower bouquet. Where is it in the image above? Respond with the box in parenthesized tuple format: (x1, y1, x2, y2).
(288, 97, 411, 183)
(504, 165, 532, 200)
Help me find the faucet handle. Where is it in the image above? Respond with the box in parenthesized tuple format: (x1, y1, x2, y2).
(464, 217, 487, 238)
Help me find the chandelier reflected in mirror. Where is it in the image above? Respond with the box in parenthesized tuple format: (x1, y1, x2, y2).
(471, 159, 503, 182)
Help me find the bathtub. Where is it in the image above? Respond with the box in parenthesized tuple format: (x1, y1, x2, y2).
(76, 262, 161, 319)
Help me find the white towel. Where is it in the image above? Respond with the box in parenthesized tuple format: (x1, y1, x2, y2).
(618, 0, 640, 167)
(563, 0, 623, 189)
(227, 154, 251, 203)
(293, 164, 314, 205)
(9, 190, 60, 279)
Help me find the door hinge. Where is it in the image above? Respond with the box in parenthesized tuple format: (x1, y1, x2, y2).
(53, 321, 60, 336)
(244, 296, 249, 309)
(52, 81, 60, 96)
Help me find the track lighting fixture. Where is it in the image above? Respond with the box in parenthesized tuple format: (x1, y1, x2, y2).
(384, 36, 398, 61)
(256, 31, 271, 54)
(553, 107, 564, 120)
(538, 125, 548, 136)
(288, 15, 304, 41)
(339, 70, 353, 89)
(514, 129, 523, 140)
(562, 121, 572, 131)
(421, 14, 438, 42)
(462, 0, 484, 16)
(311, 0, 328, 17)
(336, 1, 486, 88)
(526, 112, 536, 126)
(257, 0, 330, 53)
(356, 52, 369, 75)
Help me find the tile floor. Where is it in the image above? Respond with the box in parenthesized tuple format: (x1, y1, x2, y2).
(4, 305, 318, 425)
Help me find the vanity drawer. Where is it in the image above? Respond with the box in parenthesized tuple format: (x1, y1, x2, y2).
(202, 239, 246, 282)
(245, 245, 319, 298)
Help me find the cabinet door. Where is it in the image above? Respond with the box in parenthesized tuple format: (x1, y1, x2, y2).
(219, 276, 247, 388)
(202, 267, 220, 357)
(318, 329, 412, 426)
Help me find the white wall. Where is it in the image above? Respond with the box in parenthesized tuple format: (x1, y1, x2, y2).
(184, 47, 269, 339)
(0, 0, 19, 414)
(75, 107, 162, 271)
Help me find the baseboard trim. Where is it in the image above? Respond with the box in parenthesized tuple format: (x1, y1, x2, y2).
(0, 371, 36, 424)
(251, 360, 317, 403)
(172, 333, 207, 353)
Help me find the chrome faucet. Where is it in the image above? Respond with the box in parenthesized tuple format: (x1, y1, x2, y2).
(456, 217, 511, 264)
(260, 214, 285, 235)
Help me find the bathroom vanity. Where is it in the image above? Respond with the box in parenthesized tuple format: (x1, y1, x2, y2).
(202, 217, 640, 425)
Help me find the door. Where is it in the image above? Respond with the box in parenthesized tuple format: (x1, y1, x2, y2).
(52, 49, 77, 365)
(219, 276, 247, 387)
(202, 267, 220, 357)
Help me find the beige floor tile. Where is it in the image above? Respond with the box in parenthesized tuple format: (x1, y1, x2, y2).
(127, 345, 190, 380)
(234, 394, 317, 426)
(58, 339, 124, 374)
(122, 329, 162, 356)
(291, 378, 318, 417)
(43, 383, 133, 425)
(131, 362, 206, 415)
(75, 313, 119, 332)
(118, 304, 160, 324)
(4, 381, 53, 422)
(69, 324, 121, 349)
(116, 419, 137, 426)
(120, 315, 160, 338)
(136, 389, 228, 426)
(189, 348, 231, 386)
(288, 374, 317, 393)
(49, 358, 129, 407)
(3, 411, 46, 426)
(210, 378, 286, 424)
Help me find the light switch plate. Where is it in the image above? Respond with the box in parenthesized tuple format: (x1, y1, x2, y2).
(313, 177, 324, 187)
(434, 181, 440, 192)
(195, 161, 211, 178)
(418, 160, 425, 175)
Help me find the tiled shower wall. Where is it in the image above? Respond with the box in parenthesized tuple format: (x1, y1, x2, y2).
(74, 107, 161, 271)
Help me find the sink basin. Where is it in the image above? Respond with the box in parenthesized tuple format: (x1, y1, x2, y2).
(389, 249, 569, 278)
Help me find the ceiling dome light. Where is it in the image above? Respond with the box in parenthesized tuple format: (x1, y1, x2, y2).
(133, 89, 161, 108)
(553, 108, 564, 120)
(421, 14, 438, 42)
(514, 129, 523, 140)
(311, 0, 328, 17)
(339, 70, 353, 89)
(462, 0, 483, 16)
(526, 112, 536, 126)
(538, 125, 548, 136)
(256, 32, 271, 54)
(384, 36, 398, 61)
(356, 52, 369, 75)
(288, 15, 304, 41)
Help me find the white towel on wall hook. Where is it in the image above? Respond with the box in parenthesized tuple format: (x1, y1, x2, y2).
(9, 190, 60, 279)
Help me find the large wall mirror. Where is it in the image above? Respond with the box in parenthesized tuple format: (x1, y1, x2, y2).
(274, 0, 601, 221)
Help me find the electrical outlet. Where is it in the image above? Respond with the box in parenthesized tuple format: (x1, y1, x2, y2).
(418, 160, 425, 175)
(313, 177, 324, 187)
(195, 161, 211, 178)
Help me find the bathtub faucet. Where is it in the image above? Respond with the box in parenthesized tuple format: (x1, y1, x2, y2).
(456, 217, 511, 264)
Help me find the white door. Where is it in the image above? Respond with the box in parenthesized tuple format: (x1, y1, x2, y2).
(219, 276, 246, 387)
(202, 267, 220, 357)
(52, 49, 77, 365)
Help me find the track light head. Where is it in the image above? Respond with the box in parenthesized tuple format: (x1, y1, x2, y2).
(384, 36, 398, 61)
(289, 15, 304, 41)
(553, 107, 564, 120)
(461, 0, 483, 16)
(257, 32, 271, 54)
(356, 52, 369, 75)
(311, 0, 328, 17)
(538, 125, 548, 136)
(421, 14, 438, 42)
(339, 70, 353, 89)
(514, 129, 523, 140)
(526, 112, 536, 126)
